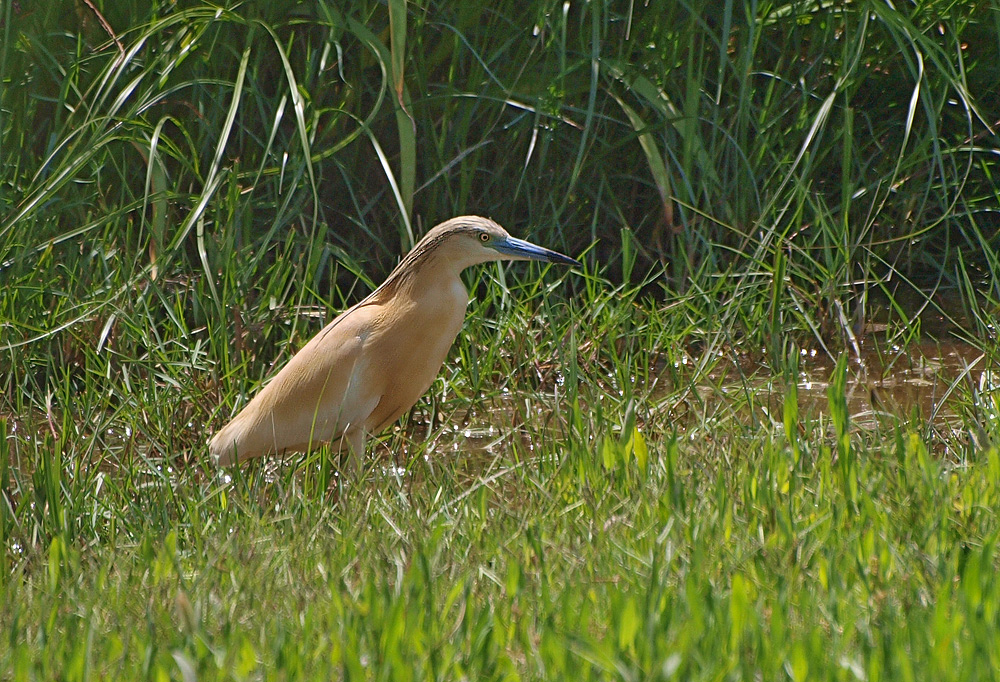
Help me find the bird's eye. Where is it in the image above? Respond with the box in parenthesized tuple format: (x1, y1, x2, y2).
(479, 232, 490, 243)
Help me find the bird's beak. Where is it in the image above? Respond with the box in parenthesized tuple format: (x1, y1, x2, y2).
(492, 236, 581, 267)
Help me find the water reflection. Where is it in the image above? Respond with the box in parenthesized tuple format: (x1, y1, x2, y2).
(781, 339, 984, 430)
(424, 337, 991, 458)
(1, 337, 991, 485)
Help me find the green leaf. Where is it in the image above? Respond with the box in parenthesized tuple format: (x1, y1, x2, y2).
(389, 0, 415, 225)
(601, 435, 617, 471)
(48, 535, 64, 591)
(628, 426, 648, 474)
(617, 597, 640, 651)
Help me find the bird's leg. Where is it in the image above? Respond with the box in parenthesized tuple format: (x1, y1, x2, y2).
(336, 427, 366, 480)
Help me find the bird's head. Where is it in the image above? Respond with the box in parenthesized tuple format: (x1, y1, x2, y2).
(425, 216, 581, 271)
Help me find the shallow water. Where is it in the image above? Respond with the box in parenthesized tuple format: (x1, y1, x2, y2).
(787, 339, 985, 429)
(424, 336, 991, 459)
(2, 334, 992, 478)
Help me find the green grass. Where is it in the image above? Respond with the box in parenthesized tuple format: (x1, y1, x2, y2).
(5, 375, 1000, 679)
(3, 0, 1000, 679)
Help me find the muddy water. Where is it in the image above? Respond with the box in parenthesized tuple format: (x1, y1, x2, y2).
(786, 340, 986, 429)
(423, 337, 991, 460)
(2, 336, 991, 474)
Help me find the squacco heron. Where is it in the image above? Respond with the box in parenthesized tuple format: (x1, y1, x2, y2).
(209, 215, 579, 468)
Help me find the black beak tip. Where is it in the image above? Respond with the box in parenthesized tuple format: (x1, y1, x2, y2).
(550, 252, 582, 267)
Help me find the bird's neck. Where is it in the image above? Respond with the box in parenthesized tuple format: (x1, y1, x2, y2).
(372, 250, 466, 306)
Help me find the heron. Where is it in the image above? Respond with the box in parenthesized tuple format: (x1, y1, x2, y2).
(209, 215, 580, 470)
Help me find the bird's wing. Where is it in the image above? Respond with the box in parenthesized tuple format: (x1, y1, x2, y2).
(211, 301, 386, 461)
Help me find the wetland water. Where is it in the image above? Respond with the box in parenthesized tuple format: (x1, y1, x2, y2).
(2, 330, 990, 470)
(781, 340, 985, 431)
(424, 335, 989, 464)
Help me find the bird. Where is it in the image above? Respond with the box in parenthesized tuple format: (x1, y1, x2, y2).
(209, 215, 580, 471)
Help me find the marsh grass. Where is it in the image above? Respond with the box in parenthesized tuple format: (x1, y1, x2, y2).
(2, 0, 1000, 679)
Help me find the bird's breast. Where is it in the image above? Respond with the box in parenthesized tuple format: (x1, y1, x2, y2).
(363, 277, 469, 431)
(379, 280, 468, 369)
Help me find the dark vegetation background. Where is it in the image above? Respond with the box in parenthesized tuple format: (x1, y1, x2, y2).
(4, 1, 997, 296)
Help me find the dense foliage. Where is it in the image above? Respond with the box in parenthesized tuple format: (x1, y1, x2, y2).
(4, 1, 998, 287)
